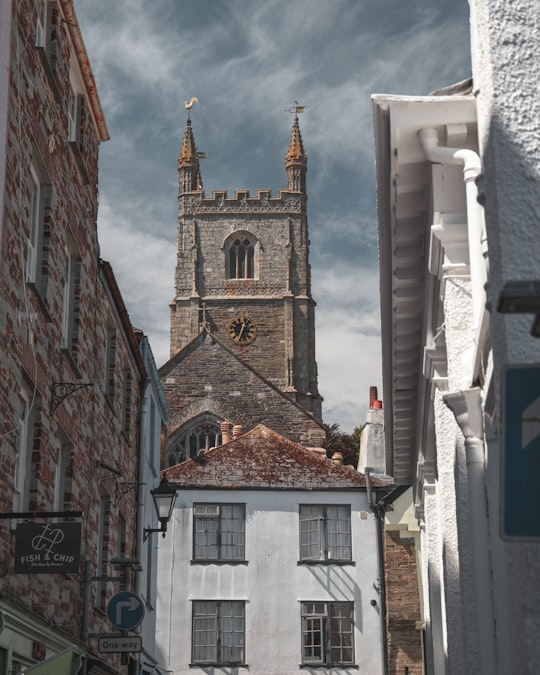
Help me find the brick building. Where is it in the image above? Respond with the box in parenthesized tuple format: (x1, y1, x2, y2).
(0, 2, 167, 673)
(161, 113, 326, 464)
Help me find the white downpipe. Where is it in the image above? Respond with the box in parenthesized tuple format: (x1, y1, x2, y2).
(418, 127, 487, 334)
(444, 388, 496, 675)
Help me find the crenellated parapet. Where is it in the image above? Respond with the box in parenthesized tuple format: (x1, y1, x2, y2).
(179, 188, 305, 215)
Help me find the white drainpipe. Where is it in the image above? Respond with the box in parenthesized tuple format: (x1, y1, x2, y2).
(418, 127, 487, 335)
(444, 388, 496, 675)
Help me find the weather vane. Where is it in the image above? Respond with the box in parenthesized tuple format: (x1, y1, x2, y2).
(184, 96, 199, 119)
(285, 100, 306, 116)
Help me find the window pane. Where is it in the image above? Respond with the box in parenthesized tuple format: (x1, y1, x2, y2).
(220, 601, 245, 663)
(221, 504, 245, 560)
(326, 506, 351, 560)
(193, 601, 244, 665)
(329, 603, 354, 664)
(193, 602, 218, 663)
(302, 616, 324, 663)
(299, 506, 324, 560)
(193, 504, 245, 560)
(194, 516, 219, 559)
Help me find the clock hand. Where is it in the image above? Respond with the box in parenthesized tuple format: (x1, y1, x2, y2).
(238, 319, 247, 340)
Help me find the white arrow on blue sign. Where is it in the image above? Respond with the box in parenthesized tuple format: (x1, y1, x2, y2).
(107, 591, 145, 631)
(503, 364, 540, 539)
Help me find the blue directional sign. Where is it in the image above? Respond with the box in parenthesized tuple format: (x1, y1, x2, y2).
(503, 364, 540, 539)
(107, 591, 145, 631)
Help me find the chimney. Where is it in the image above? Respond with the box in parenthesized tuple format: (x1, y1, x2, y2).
(369, 386, 383, 409)
(358, 386, 386, 474)
(232, 424, 244, 439)
(221, 421, 233, 444)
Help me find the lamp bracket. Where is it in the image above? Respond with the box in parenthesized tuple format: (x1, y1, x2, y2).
(50, 381, 93, 415)
(115, 482, 145, 505)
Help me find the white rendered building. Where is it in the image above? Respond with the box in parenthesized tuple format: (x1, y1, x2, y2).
(372, 1, 540, 672)
(155, 424, 387, 675)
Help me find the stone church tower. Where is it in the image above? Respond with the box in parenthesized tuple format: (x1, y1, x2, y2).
(169, 114, 322, 419)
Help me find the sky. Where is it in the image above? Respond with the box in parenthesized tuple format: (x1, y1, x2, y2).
(73, 0, 471, 433)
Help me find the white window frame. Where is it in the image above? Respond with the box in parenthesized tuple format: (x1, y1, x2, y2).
(27, 166, 47, 285)
(14, 392, 32, 512)
(61, 239, 80, 355)
(192, 600, 245, 665)
(105, 325, 116, 404)
(299, 504, 352, 561)
(53, 439, 73, 512)
(35, 1, 55, 60)
(96, 493, 111, 609)
(68, 86, 83, 146)
(301, 601, 354, 666)
(121, 367, 133, 438)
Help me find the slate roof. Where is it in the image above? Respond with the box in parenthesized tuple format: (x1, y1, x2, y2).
(164, 424, 391, 490)
(159, 329, 326, 446)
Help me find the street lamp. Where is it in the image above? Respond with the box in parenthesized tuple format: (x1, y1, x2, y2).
(144, 474, 177, 539)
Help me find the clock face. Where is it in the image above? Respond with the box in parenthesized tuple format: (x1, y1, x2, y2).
(227, 316, 257, 345)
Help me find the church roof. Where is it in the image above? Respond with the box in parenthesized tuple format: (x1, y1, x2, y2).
(164, 424, 390, 490)
(285, 116, 307, 163)
(159, 328, 325, 443)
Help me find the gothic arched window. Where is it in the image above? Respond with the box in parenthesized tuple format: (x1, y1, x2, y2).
(228, 236, 255, 279)
(168, 419, 222, 466)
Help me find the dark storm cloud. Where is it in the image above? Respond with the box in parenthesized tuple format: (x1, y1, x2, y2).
(75, 0, 470, 431)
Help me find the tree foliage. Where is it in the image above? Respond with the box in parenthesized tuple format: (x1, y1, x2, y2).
(323, 423, 365, 467)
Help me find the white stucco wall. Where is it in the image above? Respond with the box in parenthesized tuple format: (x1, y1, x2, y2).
(155, 488, 384, 675)
(470, 1, 540, 673)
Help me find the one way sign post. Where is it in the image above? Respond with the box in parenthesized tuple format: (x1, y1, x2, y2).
(502, 364, 540, 539)
(107, 591, 145, 631)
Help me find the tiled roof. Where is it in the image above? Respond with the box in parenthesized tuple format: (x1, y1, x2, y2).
(164, 424, 390, 490)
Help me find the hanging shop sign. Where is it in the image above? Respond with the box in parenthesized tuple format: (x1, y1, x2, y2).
(14, 522, 81, 574)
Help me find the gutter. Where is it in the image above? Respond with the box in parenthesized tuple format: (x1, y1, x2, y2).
(418, 127, 487, 347)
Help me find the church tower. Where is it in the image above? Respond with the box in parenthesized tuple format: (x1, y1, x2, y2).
(169, 114, 322, 421)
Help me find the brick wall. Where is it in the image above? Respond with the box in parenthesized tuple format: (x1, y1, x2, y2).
(0, 2, 141, 670)
(384, 530, 424, 675)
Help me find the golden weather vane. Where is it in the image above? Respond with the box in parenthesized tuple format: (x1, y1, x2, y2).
(184, 96, 199, 119)
(285, 100, 306, 115)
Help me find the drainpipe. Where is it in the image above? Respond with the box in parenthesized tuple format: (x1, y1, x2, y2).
(443, 388, 496, 675)
(418, 127, 487, 334)
(366, 469, 389, 675)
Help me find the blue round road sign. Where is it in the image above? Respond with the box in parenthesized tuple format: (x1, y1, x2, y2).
(107, 591, 145, 630)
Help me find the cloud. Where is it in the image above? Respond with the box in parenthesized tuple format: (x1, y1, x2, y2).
(75, 0, 471, 432)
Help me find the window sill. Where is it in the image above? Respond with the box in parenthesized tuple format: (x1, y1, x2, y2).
(297, 560, 355, 566)
(190, 664, 247, 669)
(300, 664, 358, 670)
(191, 559, 248, 566)
(27, 281, 52, 322)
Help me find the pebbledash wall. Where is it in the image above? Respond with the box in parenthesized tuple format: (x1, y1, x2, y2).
(470, 0, 540, 673)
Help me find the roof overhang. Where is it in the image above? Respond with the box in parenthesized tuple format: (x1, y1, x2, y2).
(372, 94, 477, 485)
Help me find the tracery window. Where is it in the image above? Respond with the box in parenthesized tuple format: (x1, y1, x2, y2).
(228, 237, 255, 279)
(168, 420, 222, 466)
